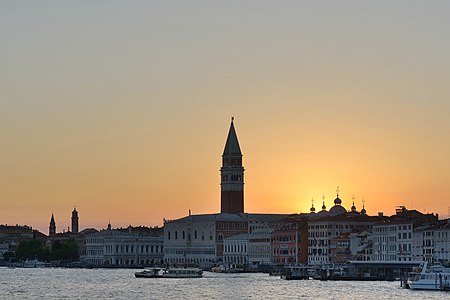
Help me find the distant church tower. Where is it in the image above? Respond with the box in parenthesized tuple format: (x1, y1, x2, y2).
(220, 118, 245, 214)
(49, 213, 56, 236)
(71, 207, 79, 234)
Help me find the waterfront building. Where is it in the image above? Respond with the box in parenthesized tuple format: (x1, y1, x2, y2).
(164, 212, 286, 265)
(349, 231, 372, 261)
(372, 206, 439, 262)
(412, 228, 424, 261)
(247, 216, 284, 266)
(412, 218, 450, 263)
(372, 222, 413, 261)
(434, 219, 450, 263)
(329, 232, 351, 264)
(164, 213, 228, 266)
(412, 224, 434, 262)
(0, 225, 34, 243)
(271, 216, 308, 265)
(223, 233, 249, 266)
(308, 192, 379, 265)
(85, 225, 164, 266)
(346, 260, 422, 280)
(222, 216, 294, 268)
(329, 231, 373, 263)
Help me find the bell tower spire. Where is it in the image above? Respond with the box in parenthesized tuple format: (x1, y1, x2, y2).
(220, 117, 244, 214)
(71, 207, 79, 234)
(49, 213, 56, 236)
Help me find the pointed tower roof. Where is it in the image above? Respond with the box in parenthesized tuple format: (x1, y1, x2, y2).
(222, 117, 242, 156)
(50, 213, 55, 223)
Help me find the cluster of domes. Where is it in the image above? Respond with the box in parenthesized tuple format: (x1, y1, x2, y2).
(309, 190, 367, 217)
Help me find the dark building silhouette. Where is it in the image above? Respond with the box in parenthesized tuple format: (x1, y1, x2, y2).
(72, 207, 79, 234)
(49, 213, 56, 236)
(220, 118, 244, 214)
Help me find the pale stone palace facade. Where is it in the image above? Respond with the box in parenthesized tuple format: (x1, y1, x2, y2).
(85, 225, 163, 267)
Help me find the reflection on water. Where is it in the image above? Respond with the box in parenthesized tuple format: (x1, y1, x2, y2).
(0, 268, 447, 299)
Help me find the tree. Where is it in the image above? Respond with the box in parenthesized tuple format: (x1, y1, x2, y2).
(2, 251, 15, 262)
(15, 240, 45, 261)
(50, 238, 79, 261)
(62, 238, 79, 261)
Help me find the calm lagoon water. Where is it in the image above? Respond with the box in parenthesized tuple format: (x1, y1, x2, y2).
(0, 267, 448, 299)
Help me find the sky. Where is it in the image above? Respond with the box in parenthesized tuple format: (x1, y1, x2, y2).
(1, 1, 450, 233)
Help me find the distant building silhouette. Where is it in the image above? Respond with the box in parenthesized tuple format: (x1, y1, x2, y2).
(49, 213, 56, 236)
(72, 207, 79, 234)
(221, 118, 245, 214)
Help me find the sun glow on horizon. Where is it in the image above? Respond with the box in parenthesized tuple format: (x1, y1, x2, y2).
(1, 2, 450, 233)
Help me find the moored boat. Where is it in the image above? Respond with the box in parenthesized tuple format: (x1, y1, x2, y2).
(135, 267, 203, 278)
(407, 262, 450, 291)
(210, 264, 245, 273)
(281, 266, 309, 280)
(135, 268, 162, 278)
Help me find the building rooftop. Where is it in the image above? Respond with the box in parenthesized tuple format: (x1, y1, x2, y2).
(165, 213, 289, 224)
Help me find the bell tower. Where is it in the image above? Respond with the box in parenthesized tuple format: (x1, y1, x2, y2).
(71, 207, 79, 234)
(49, 213, 56, 236)
(220, 118, 244, 214)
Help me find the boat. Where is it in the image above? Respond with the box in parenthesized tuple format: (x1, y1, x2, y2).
(268, 265, 283, 276)
(135, 268, 162, 278)
(210, 264, 245, 273)
(22, 259, 48, 268)
(406, 262, 450, 291)
(135, 267, 203, 278)
(281, 265, 309, 280)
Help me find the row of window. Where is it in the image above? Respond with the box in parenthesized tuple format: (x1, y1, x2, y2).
(224, 244, 247, 253)
(167, 230, 213, 241)
(218, 223, 246, 230)
(309, 224, 365, 230)
(164, 257, 213, 263)
(164, 249, 215, 255)
(222, 174, 243, 182)
(103, 244, 163, 254)
(373, 224, 412, 233)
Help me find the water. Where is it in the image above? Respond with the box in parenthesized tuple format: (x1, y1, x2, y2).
(0, 268, 448, 299)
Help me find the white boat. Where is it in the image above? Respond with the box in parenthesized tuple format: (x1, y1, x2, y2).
(135, 267, 203, 278)
(210, 264, 244, 273)
(23, 259, 48, 268)
(407, 262, 450, 291)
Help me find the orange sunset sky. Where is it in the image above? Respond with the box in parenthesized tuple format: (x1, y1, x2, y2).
(1, 2, 450, 233)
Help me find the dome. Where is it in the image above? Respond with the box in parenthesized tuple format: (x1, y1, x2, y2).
(334, 196, 342, 205)
(317, 209, 329, 217)
(361, 205, 366, 215)
(351, 201, 356, 212)
(321, 202, 326, 210)
(329, 205, 347, 216)
(310, 198, 316, 213)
